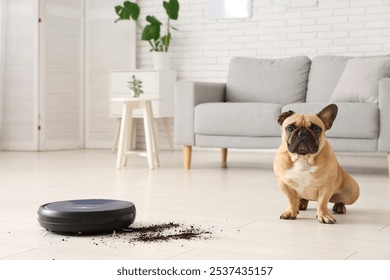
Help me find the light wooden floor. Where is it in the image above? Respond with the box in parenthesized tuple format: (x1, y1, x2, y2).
(0, 149, 389, 260)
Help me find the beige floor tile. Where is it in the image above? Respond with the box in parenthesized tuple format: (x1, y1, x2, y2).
(0, 150, 389, 260)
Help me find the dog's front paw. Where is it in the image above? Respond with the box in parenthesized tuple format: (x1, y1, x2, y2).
(316, 212, 336, 224)
(280, 210, 298, 220)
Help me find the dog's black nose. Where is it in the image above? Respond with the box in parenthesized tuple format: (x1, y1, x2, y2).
(298, 129, 308, 139)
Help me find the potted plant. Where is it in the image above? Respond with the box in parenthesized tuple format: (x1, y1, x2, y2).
(114, 0, 180, 69)
(128, 75, 144, 98)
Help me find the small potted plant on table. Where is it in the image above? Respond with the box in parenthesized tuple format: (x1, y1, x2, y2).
(128, 75, 144, 98)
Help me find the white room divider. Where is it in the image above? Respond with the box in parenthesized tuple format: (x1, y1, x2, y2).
(1, 0, 39, 150)
(39, 0, 84, 150)
(0, 0, 136, 151)
(0, 0, 5, 150)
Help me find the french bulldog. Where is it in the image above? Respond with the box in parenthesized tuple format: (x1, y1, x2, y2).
(273, 104, 359, 224)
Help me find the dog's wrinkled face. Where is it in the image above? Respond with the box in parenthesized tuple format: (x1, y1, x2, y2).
(278, 104, 338, 156)
(284, 116, 322, 155)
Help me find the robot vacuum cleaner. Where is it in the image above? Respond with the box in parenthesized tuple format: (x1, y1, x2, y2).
(37, 199, 136, 234)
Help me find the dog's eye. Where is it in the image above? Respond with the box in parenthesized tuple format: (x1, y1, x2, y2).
(311, 124, 322, 134)
(286, 125, 295, 133)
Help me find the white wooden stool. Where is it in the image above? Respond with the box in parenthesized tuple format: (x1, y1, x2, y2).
(114, 97, 160, 170)
(111, 117, 174, 152)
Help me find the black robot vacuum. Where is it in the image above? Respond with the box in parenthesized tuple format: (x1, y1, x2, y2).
(37, 199, 136, 234)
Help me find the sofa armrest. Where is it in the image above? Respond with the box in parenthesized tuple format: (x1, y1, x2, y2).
(174, 80, 226, 146)
(378, 78, 390, 151)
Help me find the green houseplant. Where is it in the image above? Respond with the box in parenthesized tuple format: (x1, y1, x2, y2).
(128, 75, 143, 98)
(115, 0, 180, 52)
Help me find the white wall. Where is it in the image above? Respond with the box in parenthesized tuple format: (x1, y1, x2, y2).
(136, 0, 390, 82)
(121, 0, 389, 150)
(85, 0, 136, 148)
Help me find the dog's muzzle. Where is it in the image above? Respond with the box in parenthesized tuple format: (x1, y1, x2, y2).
(288, 128, 319, 155)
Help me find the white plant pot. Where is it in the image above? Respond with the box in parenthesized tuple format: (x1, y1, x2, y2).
(152, 52, 170, 70)
(131, 90, 140, 98)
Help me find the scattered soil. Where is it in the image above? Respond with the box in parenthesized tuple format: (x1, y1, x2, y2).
(51, 222, 213, 248)
(126, 222, 181, 234)
(117, 222, 213, 243)
(128, 223, 212, 243)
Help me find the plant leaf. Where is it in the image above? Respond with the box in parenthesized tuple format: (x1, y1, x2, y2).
(142, 25, 161, 41)
(114, 1, 140, 23)
(146, 15, 162, 26)
(163, 0, 179, 20)
(142, 16, 162, 41)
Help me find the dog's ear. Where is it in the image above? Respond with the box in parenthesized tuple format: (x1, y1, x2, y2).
(317, 104, 338, 130)
(278, 110, 295, 126)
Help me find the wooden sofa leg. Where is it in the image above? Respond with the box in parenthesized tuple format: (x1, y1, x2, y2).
(387, 152, 390, 177)
(184, 146, 192, 169)
(221, 148, 228, 168)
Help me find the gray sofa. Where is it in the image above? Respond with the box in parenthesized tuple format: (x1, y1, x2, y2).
(174, 55, 390, 174)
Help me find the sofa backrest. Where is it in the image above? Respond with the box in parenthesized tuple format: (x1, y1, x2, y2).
(226, 56, 311, 104)
(307, 55, 390, 103)
(306, 55, 351, 102)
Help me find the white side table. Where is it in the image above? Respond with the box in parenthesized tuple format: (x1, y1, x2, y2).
(109, 70, 176, 152)
(114, 97, 160, 170)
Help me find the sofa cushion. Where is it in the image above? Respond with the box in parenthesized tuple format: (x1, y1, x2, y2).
(194, 103, 283, 137)
(330, 57, 390, 104)
(306, 55, 351, 102)
(226, 56, 311, 104)
(282, 103, 378, 139)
